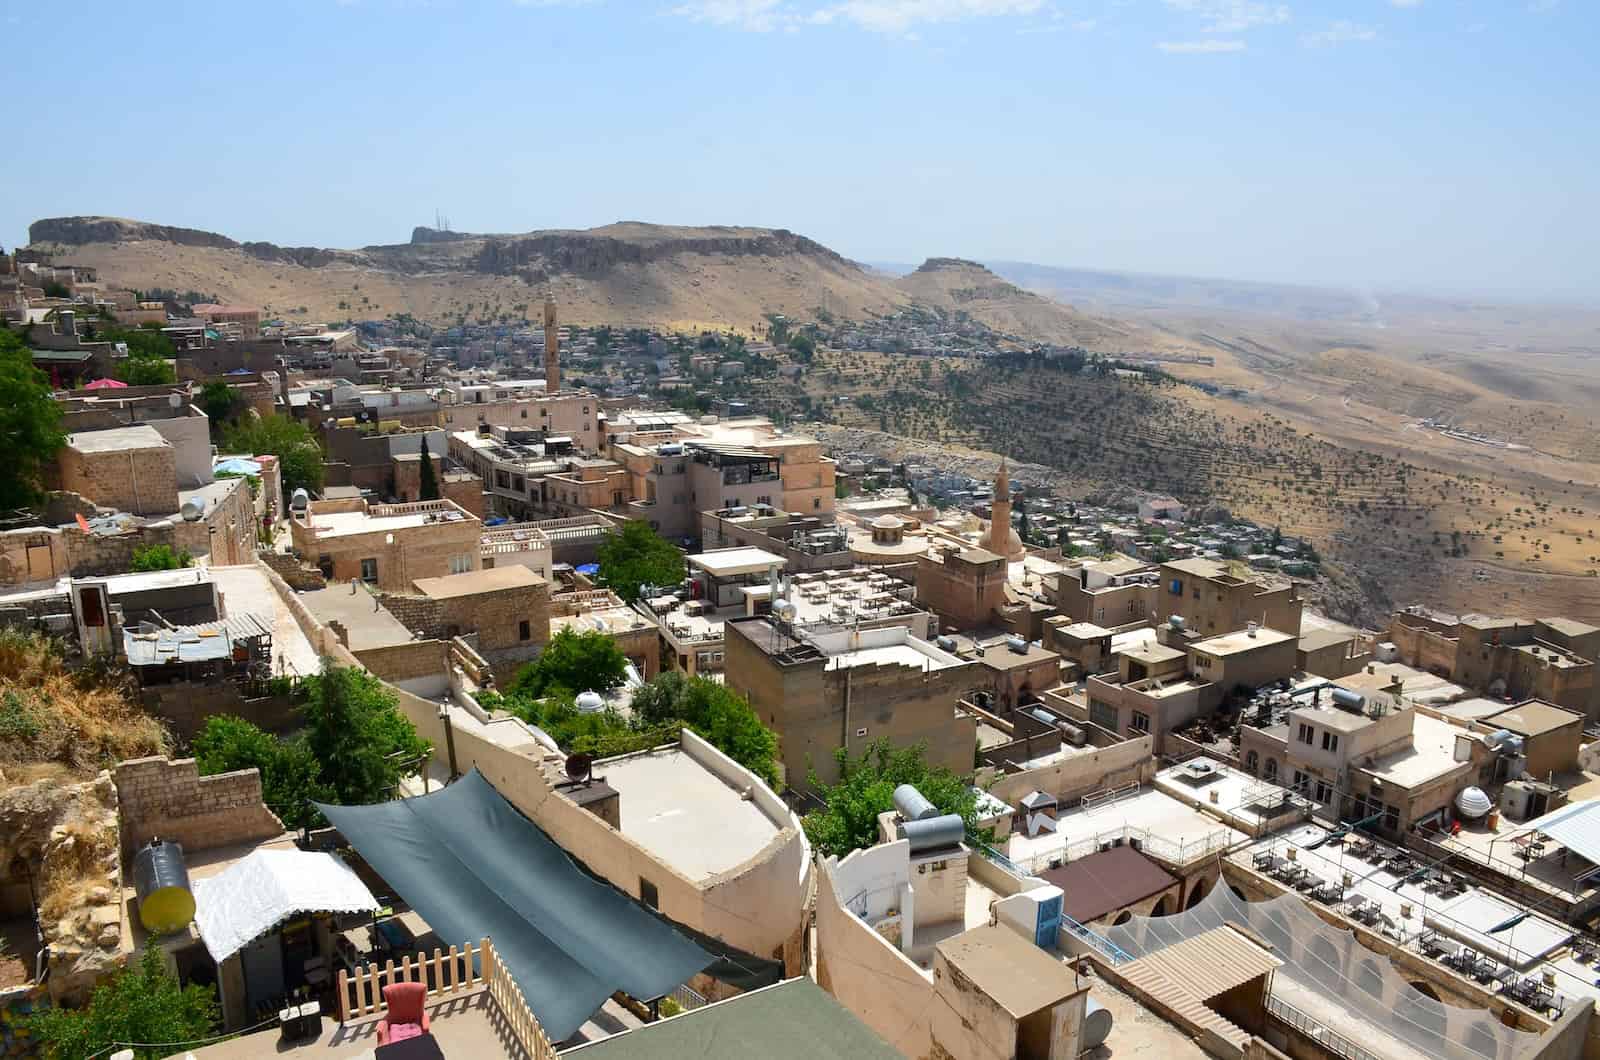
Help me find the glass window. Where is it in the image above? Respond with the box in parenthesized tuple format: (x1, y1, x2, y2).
(360, 558, 378, 582)
(1297, 723, 1314, 745)
(1131, 711, 1151, 734)
(1322, 731, 1339, 753)
(1089, 700, 1118, 732)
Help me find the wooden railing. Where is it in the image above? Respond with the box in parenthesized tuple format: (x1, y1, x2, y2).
(482, 938, 559, 1060)
(335, 937, 557, 1059)
(336, 939, 486, 1022)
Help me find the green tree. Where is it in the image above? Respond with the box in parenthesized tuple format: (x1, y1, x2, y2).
(193, 714, 325, 827)
(596, 520, 686, 602)
(24, 946, 219, 1060)
(300, 663, 431, 810)
(788, 333, 816, 362)
(629, 672, 778, 786)
(115, 351, 178, 385)
(103, 325, 179, 385)
(42, 281, 69, 299)
(0, 328, 67, 509)
(418, 435, 440, 501)
(130, 544, 193, 571)
(507, 628, 628, 699)
(199, 381, 238, 427)
(803, 740, 984, 858)
(224, 414, 324, 498)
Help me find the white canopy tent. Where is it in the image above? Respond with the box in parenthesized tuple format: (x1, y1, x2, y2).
(1513, 800, 1600, 867)
(193, 849, 379, 964)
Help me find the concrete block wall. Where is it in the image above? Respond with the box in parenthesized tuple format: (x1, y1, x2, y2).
(141, 682, 298, 740)
(59, 444, 179, 516)
(258, 551, 327, 591)
(113, 756, 285, 859)
(354, 640, 451, 684)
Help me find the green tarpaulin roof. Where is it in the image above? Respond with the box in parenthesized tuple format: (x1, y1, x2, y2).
(316, 769, 716, 1042)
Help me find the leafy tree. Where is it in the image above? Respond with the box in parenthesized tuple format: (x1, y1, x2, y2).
(193, 715, 324, 827)
(224, 414, 324, 497)
(300, 663, 431, 811)
(24, 945, 218, 1060)
(803, 740, 985, 858)
(0, 328, 67, 509)
(788, 333, 816, 362)
(596, 520, 685, 602)
(129, 544, 193, 571)
(507, 628, 628, 699)
(418, 436, 439, 501)
(629, 672, 778, 786)
(42, 281, 69, 299)
(115, 350, 178, 385)
(199, 381, 239, 427)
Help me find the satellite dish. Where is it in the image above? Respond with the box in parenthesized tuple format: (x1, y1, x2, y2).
(564, 753, 594, 783)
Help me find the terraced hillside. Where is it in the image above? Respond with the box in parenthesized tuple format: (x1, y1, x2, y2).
(793, 349, 1600, 624)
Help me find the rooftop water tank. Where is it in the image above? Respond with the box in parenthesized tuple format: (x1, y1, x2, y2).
(1007, 635, 1029, 654)
(133, 839, 194, 936)
(898, 813, 965, 853)
(290, 487, 310, 511)
(893, 783, 940, 822)
(179, 497, 205, 522)
(1330, 687, 1365, 712)
(935, 635, 958, 652)
(575, 690, 605, 714)
(1456, 786, 1494, 820)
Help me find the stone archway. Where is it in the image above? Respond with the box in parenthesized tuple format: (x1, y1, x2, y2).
(1113, 910, 1134, 926)
(1408, 981, 1442, 1002)
(1150, 896, 1170, 918)
(1185, 876, 1210, 910)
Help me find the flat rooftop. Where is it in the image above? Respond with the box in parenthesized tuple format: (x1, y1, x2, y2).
(1485, 700, 1584, 737)
(1120, 642, 1185, 666)
(1195, 627, 1296, 655)
(1005, 787, 1245, 874)
(299, 585, 416, 651)
(1359, 713, 1471, 788)
(600, 745, 783, 880)
(811, 626, 965, 673)
(1542, 616, 1600, 638)
(688, 546, 785, 577)
(1339, 661, 1466, 704)
(413, 564, 542, 598)
(1154, 757, 1311, 834)
(68, 424, 168, 453)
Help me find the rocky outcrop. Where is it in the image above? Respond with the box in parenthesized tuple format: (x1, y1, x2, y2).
(28, 216, 238, 250)
(0, 771, 125, 1004)
(469, 228, 851, 279)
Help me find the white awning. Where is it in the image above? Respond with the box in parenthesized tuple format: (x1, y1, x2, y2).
(193, 849, 378, 964)
(1516, 800, 1600, 866)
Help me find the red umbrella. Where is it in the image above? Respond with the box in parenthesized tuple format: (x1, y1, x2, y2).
(83, 378, 129, 390)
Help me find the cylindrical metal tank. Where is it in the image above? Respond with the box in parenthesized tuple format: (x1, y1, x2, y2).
(1330, 687, 1365, 711)
(899, 813, 965, 853)
(893, 784, 939, 822)
(133, 839, 194, 935)
(1082, 997, 1114, 1049)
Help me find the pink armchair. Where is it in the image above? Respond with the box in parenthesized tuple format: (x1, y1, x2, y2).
(376, 981, 430, 1045)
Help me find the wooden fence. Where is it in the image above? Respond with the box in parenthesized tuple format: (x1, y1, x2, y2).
(334, 937, 557, 1059)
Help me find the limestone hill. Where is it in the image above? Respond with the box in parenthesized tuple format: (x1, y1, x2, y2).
(27, 216, 913, 333)
(893, 258, 1151, 351)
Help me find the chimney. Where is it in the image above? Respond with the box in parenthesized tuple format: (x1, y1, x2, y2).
(543, 297, 560, 395)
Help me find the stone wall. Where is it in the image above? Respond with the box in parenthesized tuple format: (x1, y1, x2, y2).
(140, 682, 299, 741)
(113, 757, 284, 859)
(353, 640, 451, 685)
(258, 550, 327, 591)
(57, 442, 178, 517)
(63, 523, 180, 579)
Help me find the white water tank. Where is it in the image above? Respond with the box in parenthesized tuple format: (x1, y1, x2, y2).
(575, 690, 605, 714)
(1456, 786, 1493, 820)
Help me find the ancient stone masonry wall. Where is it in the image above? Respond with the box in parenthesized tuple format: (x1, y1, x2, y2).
(113, 756, 284, 860)
(257, 550, 327, 591)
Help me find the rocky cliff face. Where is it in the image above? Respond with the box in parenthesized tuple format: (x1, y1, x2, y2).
(29, 216, 237, 250)
(0, 771, 125, 1005)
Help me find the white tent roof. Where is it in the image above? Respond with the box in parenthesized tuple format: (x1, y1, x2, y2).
(1517, 799, 1600, 866)
(193, 849, 378, 963)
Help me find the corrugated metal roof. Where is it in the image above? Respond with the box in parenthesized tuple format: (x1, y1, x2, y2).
(1518, 799, 1600, 863)
(123, 613, 272, 667)
(1121, 926, 1281, 1000)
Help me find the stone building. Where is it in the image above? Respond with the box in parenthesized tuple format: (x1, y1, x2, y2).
(1388, 610, 1600, 720)
(289, 497, 482, 591)
(1159, 558, 1303, 638)
(723, 616, 981, 793)
(916, 545, 1008, 631)
(56, 425, 179, 516)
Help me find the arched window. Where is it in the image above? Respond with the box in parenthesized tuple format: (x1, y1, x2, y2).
(1185, 878, 1210, 910)
(1112, 911, 1134, 926)
(1150, 896, 1170, 918)
(1245, 750, 1260, 775)
(1264, 758, 1279, 781)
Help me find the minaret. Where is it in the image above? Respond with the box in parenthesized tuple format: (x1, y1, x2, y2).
(542, 296, 560, 394)
(986, 459, 1012, 556)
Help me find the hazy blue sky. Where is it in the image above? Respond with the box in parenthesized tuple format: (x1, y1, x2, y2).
(2, 0, 1593, 299)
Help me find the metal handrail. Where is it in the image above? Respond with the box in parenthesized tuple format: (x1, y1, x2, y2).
(1266, 995, 1382, 1060)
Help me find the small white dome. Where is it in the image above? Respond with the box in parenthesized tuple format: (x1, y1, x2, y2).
(871, 514, 904, 530)
(1456, 787, 1493, 819)
(575, 690, 605, 714)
